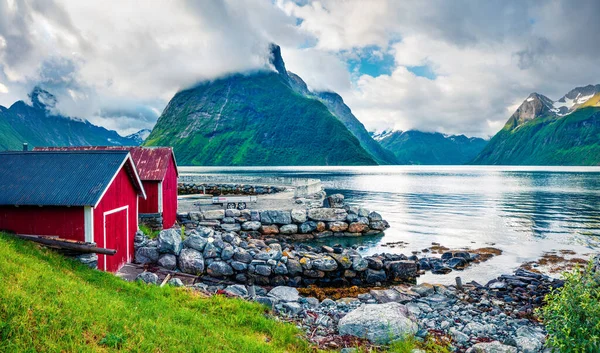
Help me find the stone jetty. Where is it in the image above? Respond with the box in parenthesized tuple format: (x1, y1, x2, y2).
(176, 194, 391, 241)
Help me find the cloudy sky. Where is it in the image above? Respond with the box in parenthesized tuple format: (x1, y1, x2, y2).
(0, 0, 599, 137)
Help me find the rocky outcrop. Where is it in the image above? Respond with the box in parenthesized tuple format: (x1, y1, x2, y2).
(134, 225, 415, 288)
(177, 194, 390, 240)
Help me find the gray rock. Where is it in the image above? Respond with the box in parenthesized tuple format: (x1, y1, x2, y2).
(135, 246, 159, 264)
(157, 228, 183, 255)
(231, 261, 248, 271)
(224, 284, 248, 297)
(338, 302, 417, 344)
(286, 259, 303, 275)
(157, 254, 177, 270)
(281, 302, 303, 315)
(365, 269, 387, 284)
(260, 210, 292, 225)
(255, 265, 272, 276)
(312, 256, 338, 271)
(225, 209, 241, 218)
(208, 261, 234, 277)
(450, 328, 470, 345)
(307, 208, 348, 222)
(233, 248, 252, 263)
(268, 286, 300, 302)
(515, 326, 545, 353)
(203, 209, 225, 220)
(326, 194, 345, 208)
(168, 278, 184, 287)
(387, 261, 418, 281)
(291, 209, 307, 223)
(465, 341, 517, 353)
(221, 245, 234, 260)
(255, 296, 277, 308)
(221, 223, 241, 232)
(351, 256, 368, 271)
(279, 224, 298, 235)
(369, 220, 389, 231)
(273, 262, 288, 275)
(183, 233, 208, 252)
(178, 248, 205, 275)
(136, 271, 159, 284)
(203, 242, 219, 258)
(368, 211, 383, 221)
(241, 221, 261, 231)
(221, 217, 235, 224)
(358, 208, 369, 217)
(299, 221, 318, 233)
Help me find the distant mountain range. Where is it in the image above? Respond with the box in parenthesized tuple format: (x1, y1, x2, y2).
(0, 88, 140, 150)
(144, 44, 382, 165)
(472, 85, 600, 165)
(373, 130, 488, 165)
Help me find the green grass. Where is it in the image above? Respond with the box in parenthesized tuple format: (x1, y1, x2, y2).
(138, 224, 160, 239)
(0, 233, 312, 352)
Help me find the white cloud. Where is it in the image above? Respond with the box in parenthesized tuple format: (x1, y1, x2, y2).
(0, 0, 599, 138)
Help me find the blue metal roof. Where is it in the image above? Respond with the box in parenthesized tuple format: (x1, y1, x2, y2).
(0, 151, 143, 206)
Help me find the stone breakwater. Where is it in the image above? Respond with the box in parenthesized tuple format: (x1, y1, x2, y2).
(135, 267, 562, 352)
(134, 227, 417, 287)
(176, 195, 391, 241)
(178, 182, 286, 196)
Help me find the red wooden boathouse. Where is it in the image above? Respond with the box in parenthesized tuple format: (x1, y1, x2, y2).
(0, 151, 146, 272)
(35, 146, 179, 229)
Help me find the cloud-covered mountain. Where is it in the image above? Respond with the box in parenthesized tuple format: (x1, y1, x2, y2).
(144, 45, 379, 166)
(472, 85, 600, 165)
(0, 87, 139, 150)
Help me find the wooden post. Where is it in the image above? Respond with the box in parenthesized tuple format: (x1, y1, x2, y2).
(9, 233, 117, 255)
(160, 274, 172, 287)
(455, 276, 463, 291)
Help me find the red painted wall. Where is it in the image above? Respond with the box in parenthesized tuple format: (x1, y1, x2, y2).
(162, 159, 178, 229)
(0, 206, 84, 241)
(139, 181, 159, 213)
(93, 167, 139, 272)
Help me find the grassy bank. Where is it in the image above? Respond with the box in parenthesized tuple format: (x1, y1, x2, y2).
(0, 233, 310, 352)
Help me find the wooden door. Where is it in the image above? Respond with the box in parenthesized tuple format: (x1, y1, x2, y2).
(103, 207, 128, 272)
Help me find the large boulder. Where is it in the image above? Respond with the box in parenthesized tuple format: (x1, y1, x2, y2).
(279, 224, 298, 235)
(183, 233, 208, 252)
(291, 209, 307, 223)
(307, 208, 348, 222)
(178, 248, 205, 275)
(157, 254, 177, 270)
(157, 228, 183, 255)
(203, 210, 225, 220)
(338, 302, 417, 344)
(134, 246, 159, 264)
(465, 341, 517, 353)
(207, 261, 234, 277)
(328, 221, 349, 232)
(268, 286, 300, 302)
(348, 222, 368, 233)
(326, 194, 345, 208)
(241, 221, 261, 231)
(387, 261, 418, 281)
(136, 271, 159, 285)
(312, 256, 338, 271)
(260, 210, 292, 225)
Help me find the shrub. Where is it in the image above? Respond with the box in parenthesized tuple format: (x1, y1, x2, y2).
(540, 261, 600, 352)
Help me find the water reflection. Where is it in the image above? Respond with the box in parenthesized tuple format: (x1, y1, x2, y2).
(181, 166, 600, 283)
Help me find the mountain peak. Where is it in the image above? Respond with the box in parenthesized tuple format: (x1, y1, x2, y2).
(269, 43, 287, 77)
(29, 87, 57, 111)
(506, 92, 555, 129)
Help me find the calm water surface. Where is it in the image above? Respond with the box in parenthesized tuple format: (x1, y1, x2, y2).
(181, 166, 600, 284)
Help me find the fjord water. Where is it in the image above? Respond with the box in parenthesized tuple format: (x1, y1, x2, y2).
(183, 166, 600, 284)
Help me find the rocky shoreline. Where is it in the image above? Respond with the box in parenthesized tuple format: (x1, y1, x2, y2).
(178, 182, 287, 196)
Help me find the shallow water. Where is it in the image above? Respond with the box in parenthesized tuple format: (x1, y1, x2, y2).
(181, 166, 600, 284)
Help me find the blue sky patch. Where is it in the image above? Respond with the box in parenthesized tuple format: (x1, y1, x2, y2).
(407, 65, 437, 80)
(344, 45, 395, 79)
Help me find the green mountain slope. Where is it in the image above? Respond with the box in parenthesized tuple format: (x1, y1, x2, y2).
(375, 130, 488, 165)
(472, 107, 600, 165)
(286, 72, 397, 164)
(144, 46, 377, 166)
(0, 88, 138, 150)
